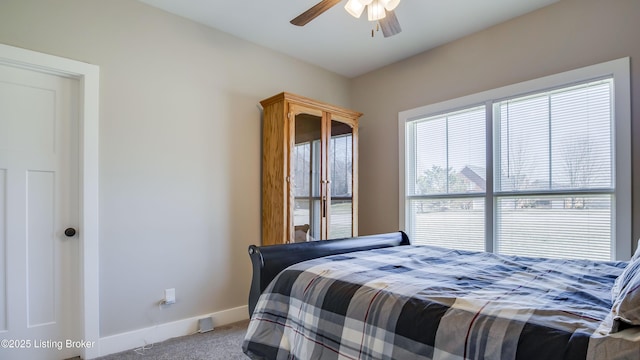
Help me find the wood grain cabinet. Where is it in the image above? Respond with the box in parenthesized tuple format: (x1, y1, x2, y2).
(260, 92, 362, 246)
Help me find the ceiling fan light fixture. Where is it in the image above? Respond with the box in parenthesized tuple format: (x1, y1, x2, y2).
(291, 0, 402, 37)
(382, 0, 400, 11)
(345, 0, 366, 18)
(367, 0, 386, 21)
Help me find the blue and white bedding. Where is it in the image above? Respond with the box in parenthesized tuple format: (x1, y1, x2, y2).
(243, 245, 640, 359)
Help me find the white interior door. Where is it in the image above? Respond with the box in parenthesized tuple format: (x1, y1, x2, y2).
(0, 63, 80, 359)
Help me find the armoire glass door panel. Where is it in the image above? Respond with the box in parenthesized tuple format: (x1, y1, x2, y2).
(328, 119, 354, 239)
(293, 113, 322, 241)
(328, 200, 352, 239)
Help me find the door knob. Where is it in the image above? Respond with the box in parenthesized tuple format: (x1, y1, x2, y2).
(64, 228, 77, 237)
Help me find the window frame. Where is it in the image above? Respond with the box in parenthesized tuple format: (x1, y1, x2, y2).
(398, 58, 631, 260)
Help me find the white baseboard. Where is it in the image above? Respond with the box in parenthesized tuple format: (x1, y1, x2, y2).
(95, 305, 248, 358)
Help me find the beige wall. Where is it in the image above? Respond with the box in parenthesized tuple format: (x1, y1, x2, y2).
(0, 0, 351, 337)
(353, 0, 640, 243)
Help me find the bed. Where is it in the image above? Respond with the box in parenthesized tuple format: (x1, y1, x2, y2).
(242, 232, 640, 359)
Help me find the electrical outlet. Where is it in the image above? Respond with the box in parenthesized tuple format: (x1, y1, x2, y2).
(164, 288, 176, 305)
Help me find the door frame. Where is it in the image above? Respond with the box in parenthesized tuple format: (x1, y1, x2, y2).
(0, 43, 100, 359)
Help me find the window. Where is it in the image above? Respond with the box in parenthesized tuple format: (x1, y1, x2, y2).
(399, 58, 631, 261)
(405, 106, 486, 252)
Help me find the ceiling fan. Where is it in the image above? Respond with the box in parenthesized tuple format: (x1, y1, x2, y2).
(290, 0, 402, 38)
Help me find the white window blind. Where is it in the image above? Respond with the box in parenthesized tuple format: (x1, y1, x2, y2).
(495, 80, 613, 260)
(400, 58, 631, 261)
(406, 106, 486, 251)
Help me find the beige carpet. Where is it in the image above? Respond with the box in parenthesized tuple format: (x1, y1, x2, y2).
(96, 320, 249, 360)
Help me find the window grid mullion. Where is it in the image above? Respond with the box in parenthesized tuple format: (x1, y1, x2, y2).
(548, 94, 553, 190)
(486, 101, 494, 253)
(445, 117, 449, 194)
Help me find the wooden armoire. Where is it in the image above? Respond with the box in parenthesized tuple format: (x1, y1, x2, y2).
(260, 92, 362, 245)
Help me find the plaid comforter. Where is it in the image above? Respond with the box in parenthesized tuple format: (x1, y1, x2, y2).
(243, 245, 640, 360)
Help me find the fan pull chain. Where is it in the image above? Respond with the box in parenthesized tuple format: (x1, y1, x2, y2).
(371, 22, 380, 37)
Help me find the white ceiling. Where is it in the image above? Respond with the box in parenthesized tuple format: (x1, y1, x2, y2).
(138, 0, 559, 78)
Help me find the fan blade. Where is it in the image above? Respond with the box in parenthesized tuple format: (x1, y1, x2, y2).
(380, 10, 402, 37)
(290, 0, 342, 26)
